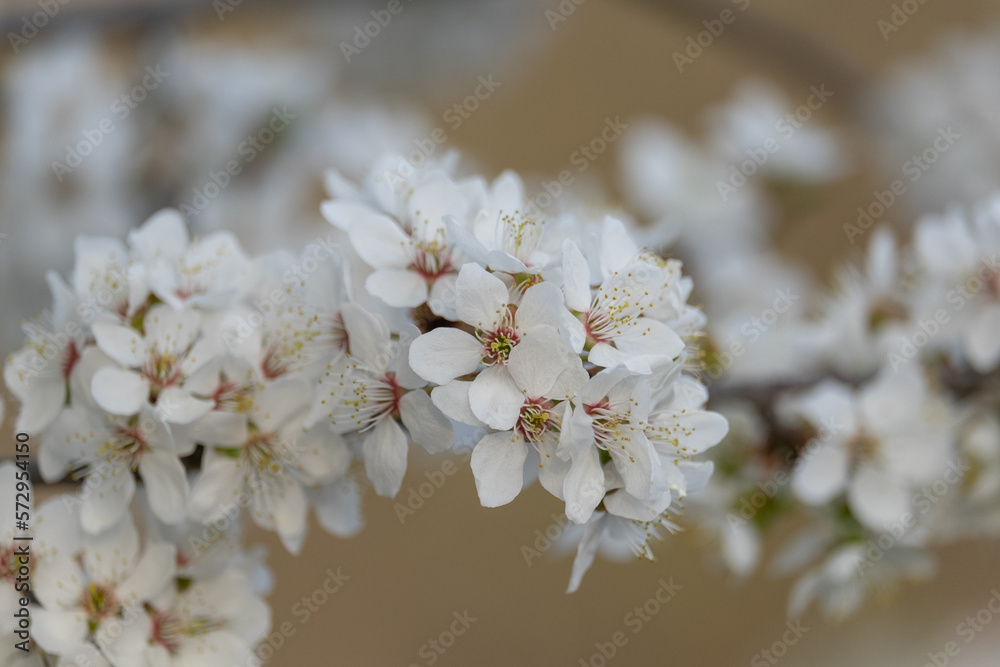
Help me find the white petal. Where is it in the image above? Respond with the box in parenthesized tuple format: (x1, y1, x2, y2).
(90, 367, 149, 416)
(143, 304, 200, 356)
(486, 249, 529, 274)
(600, 216, 638, 275)
(788, 380, 857, 436)
(562, 239, 593, 312)
(91, 321, 145, 368)
(563, 444, 605, 524)
(791, 440, 849, 505)
(251, 375, 310, 433)
(456, 262, 508, 330)
(341, 302, 392, 371)
(155, 387, 213, 425)
(314, 476, 363, 538)
(363, 418, 408, 498)
(848, 465, 910, 531)
(430, 381, 486, 427)
(321, 199, 380, 232)
(365, 269, 428, 308)
(428, 274, 459, 320)
(400, 390, 453, 453)
(408, 328, 482, 385)
(507, 326, 571, 398)
(567, 516, 607, 593)
(80, 466, 136, 534)
(188, 452, 244, 521)
(347, 211, 412, 268)
(273, 481, 309, 555)
(470, 431, 528, 507)
(34, 554, 85, 609)
(607, 432, 655, 499)
(515, 282, 562, 331)
(469, 365, 523, 431)
(139, 451, 189, 525)
(129, 208, 189, 263)
(603, 488, 670, 522)
(81, 518, 140, 584)
(536, 435, 571, 499)
(33, 609, 88, 655)
(118, 543, 176, 604)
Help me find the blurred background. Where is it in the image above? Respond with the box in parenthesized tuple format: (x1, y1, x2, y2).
(2, 0, 1000, 664)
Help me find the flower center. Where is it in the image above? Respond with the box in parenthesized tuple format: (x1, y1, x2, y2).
(585, 399, 639, 454)
(483, 327, 519, 364)
(516, 399, 558, 442)
(411, 242, 452, 282)
(848, 432, 880, 463)
(499, 210, 543, 264)
(62, 340, 81, 380)
(144, 350, 183, 389)
(335, 372, 404, 431)
(868, 298, 908, 331)
(81, 582, 120, 621)
(261, 345, 289, 381)
(211, 378, 257, 413)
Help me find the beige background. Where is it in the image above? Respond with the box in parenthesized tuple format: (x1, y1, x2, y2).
(3, 0, 1000, 665)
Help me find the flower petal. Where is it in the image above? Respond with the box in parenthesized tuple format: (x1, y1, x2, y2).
(363, 418, 408, 498)
(400, 390, 453, 453)
(456, 262, 508, 330)
(365, 269, 428, 308)
(791, 439, 849, 505)
(409, 328, 482, 385)
(470, 431, 528, 507)
(90, 367, 149, 416)
(139, 450, 189, 526)
(469, 365, 523, 431)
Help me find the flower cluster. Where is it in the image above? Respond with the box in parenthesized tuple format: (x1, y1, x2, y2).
(2, 152, 726, 662)
(617, 78, 1000, 619)
(321, 158, 728, 590)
